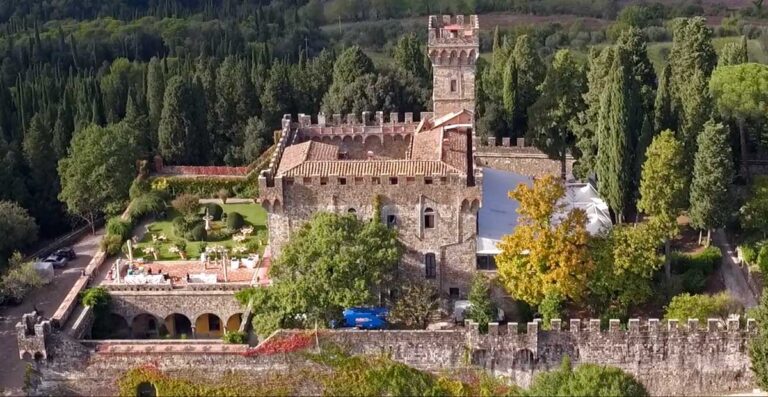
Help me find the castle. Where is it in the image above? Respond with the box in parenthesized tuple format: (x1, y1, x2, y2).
(259, 15, 483, 297)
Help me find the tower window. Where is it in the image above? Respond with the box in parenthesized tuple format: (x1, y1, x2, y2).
(424, 207, 435, 229)
(387, 215, 397, 228)
(450, 79, 457, 93)
(425, 253, 437, 279)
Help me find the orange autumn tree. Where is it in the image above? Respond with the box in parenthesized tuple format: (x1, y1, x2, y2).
(496, 175, 593, 306)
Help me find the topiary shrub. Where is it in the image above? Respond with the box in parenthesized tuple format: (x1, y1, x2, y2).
(682, 269, 707, 294)
(226, 211, 244, 230)
(107, 217, 133, 241)
(185, 223, 207, 242)
(204, 203, 223, 221)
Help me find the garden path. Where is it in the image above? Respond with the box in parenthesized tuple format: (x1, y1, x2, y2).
(713, 229, 759, 309)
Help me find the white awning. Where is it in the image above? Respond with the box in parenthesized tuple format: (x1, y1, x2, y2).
(477, 169, 612, 255)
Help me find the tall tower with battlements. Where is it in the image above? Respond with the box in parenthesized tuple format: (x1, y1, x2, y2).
(428, 15, 479, 119)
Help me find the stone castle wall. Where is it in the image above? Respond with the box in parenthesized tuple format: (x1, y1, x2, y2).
(21, 317, 757, 396)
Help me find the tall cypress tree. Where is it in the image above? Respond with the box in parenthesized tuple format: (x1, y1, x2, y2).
(689, 120, 734, 245)
(52, 94, 74, 159)
(596, 48, 633, 222)
(158, 76, 205, 165)
(574, 47, 614, 179)
(146, 57, 165, 147)
(501, 54, 517, 131)
(654, 63, 676, 133)
(511, 34, 544, 137)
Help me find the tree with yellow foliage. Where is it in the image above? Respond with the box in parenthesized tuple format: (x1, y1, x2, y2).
(496, 175, 593, 306)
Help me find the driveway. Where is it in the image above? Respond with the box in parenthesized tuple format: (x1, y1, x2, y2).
(0, 229, 104, 394)
(713, 229, 759, 309)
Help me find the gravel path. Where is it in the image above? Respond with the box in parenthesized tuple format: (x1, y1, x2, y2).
(713, 228, 759, 309)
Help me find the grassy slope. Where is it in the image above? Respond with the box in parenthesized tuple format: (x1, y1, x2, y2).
(135, 203, 268, 261)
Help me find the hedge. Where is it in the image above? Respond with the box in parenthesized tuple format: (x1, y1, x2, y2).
(205, 203, 223, 221)
(227, 212, 245, 230)
(153, 176, 257, 199)
(672, 246, 722, 276)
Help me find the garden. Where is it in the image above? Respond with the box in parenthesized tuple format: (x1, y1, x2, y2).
(131, 196, 268, 262)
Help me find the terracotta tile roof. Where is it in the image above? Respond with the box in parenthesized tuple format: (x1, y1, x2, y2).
(411, 129, 442, 161)
(277, 141, 338, 175)
(442, 129, 468, 172)
(281, 160, 456, 177)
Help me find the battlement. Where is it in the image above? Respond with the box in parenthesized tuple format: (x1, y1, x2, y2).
(428, 15, 479, 31)
(16, 312, 52, 360)
(428, 15, 480, 51)
(292, 111, 430, 129)
(466, 317, 756, 337)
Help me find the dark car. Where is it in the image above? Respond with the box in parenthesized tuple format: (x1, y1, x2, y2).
(41, 254, 68, 268)
(54, 247, 76, 260)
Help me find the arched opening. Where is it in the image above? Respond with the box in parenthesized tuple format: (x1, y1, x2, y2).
(21, 351, 32, 360)
(136, 381, 157, 397)
(423, 207, 435, 229)
(92, 313, 130, 339)
(195, 313, 223, 338)
(33, 352, 44, 361)
(131, 313, 161, 339)
(513, 349, 535, 371)
(226, 313, 243, 332)
(164, 313, 192, 338)
(347, 208, 357, 214)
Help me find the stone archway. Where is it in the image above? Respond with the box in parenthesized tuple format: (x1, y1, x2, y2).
(164, 313, 192, 338)
(195, 313, 223, 338)
(131, 313, 161, 339)
(92, 313, 130, 339)
(226, 313, 243, 332)
(136, 381, 157, 397)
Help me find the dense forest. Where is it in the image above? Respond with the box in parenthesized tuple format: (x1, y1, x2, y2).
(0, 0, 766, 266)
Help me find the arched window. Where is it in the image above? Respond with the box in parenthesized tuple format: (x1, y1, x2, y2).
(347, 208, 357, 214)
(424, 208, 435, 229)
(425, 253, 437, 279)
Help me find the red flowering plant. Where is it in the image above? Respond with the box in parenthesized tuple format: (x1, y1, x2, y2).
(243, 332, 314, 357)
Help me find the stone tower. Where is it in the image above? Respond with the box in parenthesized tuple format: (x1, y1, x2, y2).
(428, 15, 480, 119)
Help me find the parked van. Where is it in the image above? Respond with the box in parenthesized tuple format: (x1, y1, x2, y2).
(340, 307, 388, 330)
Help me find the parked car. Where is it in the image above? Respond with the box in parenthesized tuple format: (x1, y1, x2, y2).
(335, 307, 389, 330)
(54, 247, 76, 260)
(39, 254, 68, 268)
(453, 300, 506, 324)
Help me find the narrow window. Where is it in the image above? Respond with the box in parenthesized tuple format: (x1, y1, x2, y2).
(450, 79, 457, 93)
(424, 177, 433, 185)
(285, 178, 294, 186)
(389, 177, 398, 185)
(424, 207, 435, 229)
(387, 215, 397, 228)
(320, 177, 328, 185)
(449, 288, 460, 299)
(208, 316, 221, 331)
(355, 177, 364, 185)
(425, 253, 437, 279)
(339, 177, 347, 185)
(372, 177, 380, 185)
(303, 177, 312, 184)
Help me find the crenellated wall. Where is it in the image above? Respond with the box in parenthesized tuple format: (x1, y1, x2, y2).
(19, 316, 757, 396)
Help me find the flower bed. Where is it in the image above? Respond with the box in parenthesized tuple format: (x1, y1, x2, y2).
(243, 332, 314, 357)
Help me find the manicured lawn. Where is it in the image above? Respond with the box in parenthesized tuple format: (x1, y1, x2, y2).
(134, 203, 268, 262)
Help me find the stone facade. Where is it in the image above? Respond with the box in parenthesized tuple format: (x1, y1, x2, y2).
(259, 15, 482, 297)
(20, 315, 757, 396)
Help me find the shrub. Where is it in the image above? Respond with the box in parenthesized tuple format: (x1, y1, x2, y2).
(528, 357, 648, 397)
(129, 178, 151, 200)
(539, 291, 564, 330)
(682, 269, 707, 294)
(226, 211, 245, 230)
(388, 282, 439, 329)
(107, 217, 132, 241)
(222, 331, 247, 344)
(171, 193, 200, 217)
(664, 292, 742, 322)
(741, 243, 759, 265)
(160, 176, 256, 198)
(671, 247, 721, 276)
(81, 287, 111, 308)
(758, 246, 768, 274)
(204, 203, 223, 221)
(185, 223, 207, 242)
(207, 229, 233, 241)
(246, 238, 262, 253)
(1, 259, 44, 303)
(101, 234, 125, 256)
(130, 191, 166, 219)
(218, 188, 231, 203)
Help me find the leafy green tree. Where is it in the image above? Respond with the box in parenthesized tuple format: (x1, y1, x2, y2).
(527, 357, 649, 397)
(242, 116, 270, 164)
(123, 93, 151, 158)
(718, 36, 749, 67)
(511, 34, 544, 136)
(664, 292, 741, 322)
(750, 291, 768, 390)
(99, 58, 142, 123)
(595, 47, 633, 222)
(466, 273, 496, 332)
(58, 123, 139, 233)
(638, 130, 688, 280)
(388, 281, 439, 330)
(1, 254, 43, 303)
(261, 61, 295, 127)
(528, 49, 587, 180)
(322, 46, 374, 113)
(709, 63, 768, 177)
(23, 113, 65, 233)
(689, 121, 735, 245)
(157, 76, 207, 165)
(0, 201, 38, 261)
(238, 212, 401, 336)
(393, 33, 429, 84)
(215, 56, 257, 164)
(740, 176, 768, 238)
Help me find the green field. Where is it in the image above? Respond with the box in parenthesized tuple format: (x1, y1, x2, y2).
(134, 203, 268, 261)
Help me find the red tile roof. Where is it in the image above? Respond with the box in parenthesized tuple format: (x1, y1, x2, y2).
(281, 160, 456, 177)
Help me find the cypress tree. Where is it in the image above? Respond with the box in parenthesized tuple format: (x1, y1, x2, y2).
(123, 92, 151, 159)
(574, 47, 614, 179)
(52, 94, 74, 159)
(501, 54, 517, 131)
(654, 63, 676, 133)
(146, 57, 165, 146)
(158, 76, 204, 165)
(511, 35, 544, 137)
(718, 36, 749, 67)
(215, 56, 257, 165)
(595, 48, 632, 223)
(689, 120, 735, 246)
